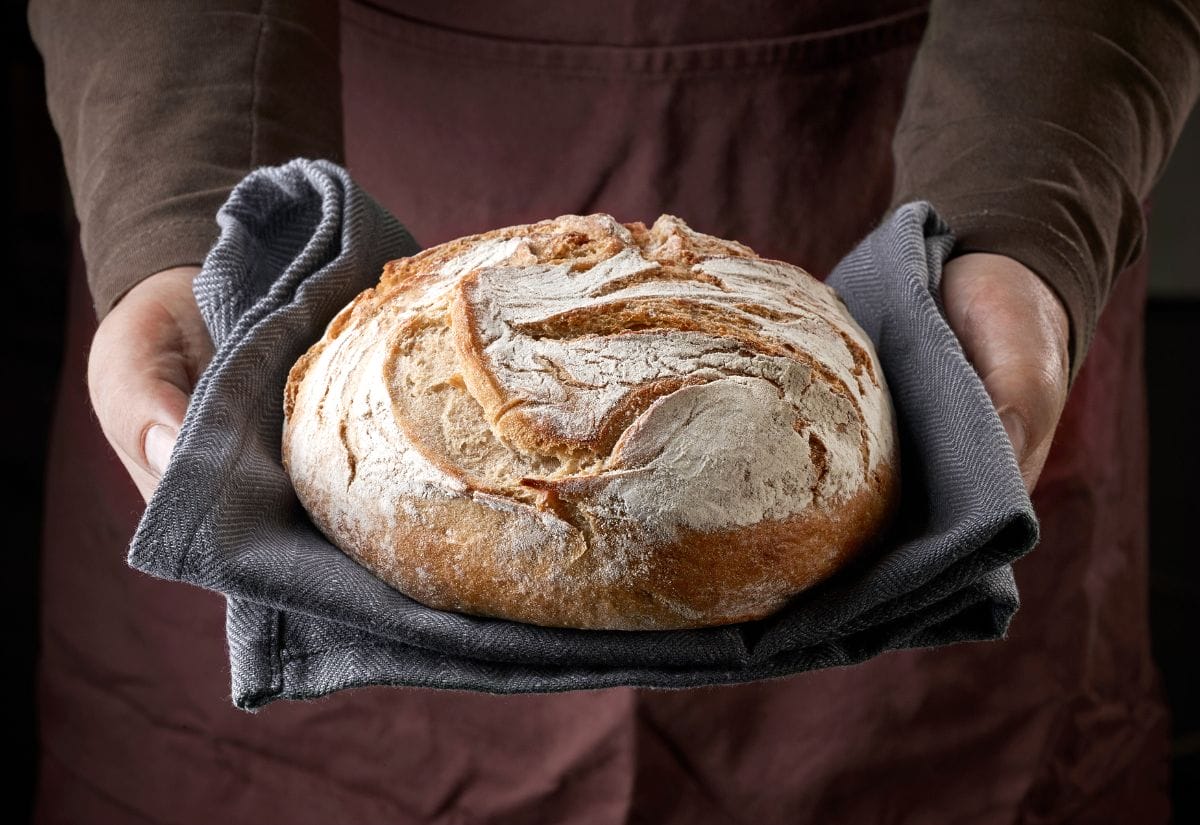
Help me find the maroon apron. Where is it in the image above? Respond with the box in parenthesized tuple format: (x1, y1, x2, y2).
(35, 2, 1169, 822)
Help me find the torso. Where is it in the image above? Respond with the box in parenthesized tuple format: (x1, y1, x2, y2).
(33, 2, 1168, 821)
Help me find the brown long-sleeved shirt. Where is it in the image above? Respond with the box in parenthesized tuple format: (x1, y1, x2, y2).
(28, 1, 1200, 377)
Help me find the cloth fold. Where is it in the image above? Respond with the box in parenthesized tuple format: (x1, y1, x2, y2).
(129, 159, 1038, 709)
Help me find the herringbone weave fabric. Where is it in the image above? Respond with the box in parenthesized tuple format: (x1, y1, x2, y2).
(129, 160, 1037, 709)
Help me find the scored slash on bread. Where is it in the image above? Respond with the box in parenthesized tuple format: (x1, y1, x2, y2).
(282, 214, 899, 630)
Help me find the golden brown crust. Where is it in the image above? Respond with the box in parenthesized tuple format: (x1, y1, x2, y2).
(282, 213, 900, 630)
(289, 461, 897, 630)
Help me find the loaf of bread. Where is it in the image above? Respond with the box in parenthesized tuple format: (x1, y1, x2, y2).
(282, 214, 899, 630)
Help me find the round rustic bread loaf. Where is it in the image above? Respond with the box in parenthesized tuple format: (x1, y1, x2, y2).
(282, 214, 899, 630)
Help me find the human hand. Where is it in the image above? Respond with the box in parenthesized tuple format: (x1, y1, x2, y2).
(88, 266, 213, 501)
(940, 253, 1071, 494)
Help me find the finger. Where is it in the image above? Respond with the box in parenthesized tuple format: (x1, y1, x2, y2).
(87, 267, 210, 501)
(941, 254, 1070, 493)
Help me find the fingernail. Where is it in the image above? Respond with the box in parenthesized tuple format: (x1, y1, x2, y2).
(145, 424, 178, 478)
(999, 412, 1026, 462)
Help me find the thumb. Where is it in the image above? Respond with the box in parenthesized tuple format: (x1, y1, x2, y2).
(941, 254, 1071, 493)
(87, 266, 211, 501)
(982, 358, 1066, 492)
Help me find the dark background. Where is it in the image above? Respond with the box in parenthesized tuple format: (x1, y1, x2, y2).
(1145, 101, 1200, 822)
(6, 4, 1198, 822)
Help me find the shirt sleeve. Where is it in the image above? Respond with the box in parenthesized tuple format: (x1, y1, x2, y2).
(892, 0, 1200, 379)
(29, 0, 343, 319)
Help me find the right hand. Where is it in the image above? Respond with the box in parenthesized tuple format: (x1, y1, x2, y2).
(88, 266, 213, 501)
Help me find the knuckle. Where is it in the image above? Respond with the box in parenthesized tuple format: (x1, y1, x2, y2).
(1027, 360, 1066, 400)
(1010, 364, 1067, 435)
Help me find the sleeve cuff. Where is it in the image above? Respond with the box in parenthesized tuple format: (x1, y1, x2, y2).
(893, 115, 1148, 385)
(90, 217, 219, 318)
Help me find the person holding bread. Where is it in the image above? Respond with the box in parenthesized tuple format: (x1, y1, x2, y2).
(29, 0, 1198, 822)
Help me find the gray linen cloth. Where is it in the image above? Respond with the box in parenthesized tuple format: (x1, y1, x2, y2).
(129, 159, 1038, 710)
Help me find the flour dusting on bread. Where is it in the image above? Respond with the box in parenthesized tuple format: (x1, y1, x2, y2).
(282, 214, 899, 629)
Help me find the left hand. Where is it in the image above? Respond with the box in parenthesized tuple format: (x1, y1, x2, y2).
(940, 253, 1071, 494)
(88, 266, 212, 502)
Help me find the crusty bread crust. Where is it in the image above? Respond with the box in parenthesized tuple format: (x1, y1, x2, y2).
(282, 214, 899, 630)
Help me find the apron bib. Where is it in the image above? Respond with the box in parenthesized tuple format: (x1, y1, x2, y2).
(36, 2, 1167, 822)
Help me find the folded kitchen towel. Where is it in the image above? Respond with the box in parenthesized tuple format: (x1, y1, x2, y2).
(128, 159, 1038, 709)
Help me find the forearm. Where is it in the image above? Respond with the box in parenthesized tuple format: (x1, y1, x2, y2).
(29, 0, 343, 318)
(893, 0, 1200, 378)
